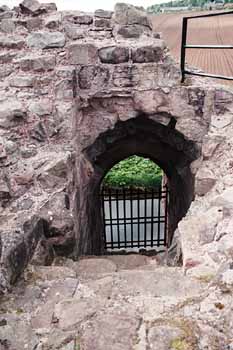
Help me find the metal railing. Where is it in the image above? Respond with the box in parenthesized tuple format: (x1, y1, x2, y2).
(181, 10, 233, 82)
(100, 186, 169, 250)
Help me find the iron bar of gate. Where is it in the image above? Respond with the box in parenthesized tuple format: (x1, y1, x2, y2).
(102, 187, 107, 248)
(130, 187, 134, 248)
(144, 188, 147, 247)
(180, 10, 233, 83)
(123, 187, 127, 248)
(150, 188, 154, 247)
(157, 187, 161, 247)
(108, 188, 114, 249)
(164, 185, 169, 246)
(137, 187, 140, 248)
(116, 189, 120, 249)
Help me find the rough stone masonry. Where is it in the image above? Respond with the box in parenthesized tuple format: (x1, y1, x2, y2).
(0, 0, 233, 308)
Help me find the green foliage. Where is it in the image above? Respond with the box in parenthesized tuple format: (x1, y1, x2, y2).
(103, 156, 162, 189)
(148, 0, 232, 12)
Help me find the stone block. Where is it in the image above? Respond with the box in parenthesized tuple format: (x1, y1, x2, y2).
(0, 52, 16, 64)
(94, 9, 113, 19)
(44, 13, 62, 29)
(27, 31, 66, 49)
(0, 10, 13, 20)
(22, 17, 43, 31)
(29, 100, 53, 116)
(3, 217, 46, 285)
(116, 24, 149, 38)
(132, 43, 165, 63)
(98, 46, 129, 64)
(16, 54, 56, 72)
(0, 35, 24, 49)
(113, 3, 152, 29)
(68, 43, 98, 65)
(9, 75, 35, 88)
(19, 0, 41, 15)
(64, 25, 86, 40)
(94, 18, 111, 28)
(78, 65, 110, 89)
(55, 79, 74, 100)
(0, 100, 26, 128)
(72, 14, 93, 25)
(0, 19, 15, 33)
(113, 65, 138, 88)
(195, 167, 216, 196)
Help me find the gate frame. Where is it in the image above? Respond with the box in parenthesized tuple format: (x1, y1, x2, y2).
(181, 10, 233, 82)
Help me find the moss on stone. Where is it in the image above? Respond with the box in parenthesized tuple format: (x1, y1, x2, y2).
(170, 338, 189, 350)
(195, 274, 215, 283)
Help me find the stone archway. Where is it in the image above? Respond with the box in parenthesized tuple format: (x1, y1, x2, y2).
(73, 114, 200, 256)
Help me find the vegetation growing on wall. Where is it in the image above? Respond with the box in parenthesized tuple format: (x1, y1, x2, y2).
(103, 156, 163, 188)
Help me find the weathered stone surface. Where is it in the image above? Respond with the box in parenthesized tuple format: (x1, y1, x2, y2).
(132, 43, 165, 63)
(212, 188, 233, 209)
(98, 46, 129, 64)
(112, 65, 138, 88)
(75, 258, 117, 277)
(0, 51, 16, 64)
(21, 17, 43, 31)
(27, 31, 66, 49)
(29, 100, 53, 116)
(0, 179, 11, 205)
(0, 10, 13, 20)
(0, 100, 26, 128)
(0, 5, 10, 12)
(44, 13, 62, 29)
(41, 2, 57, 12)
(20, 0, 41, 15)
(195, 167, 216, 196)
(94, 9, 113, 19)
(64, 25, 86, 40)
(81, 310, 140, 350)
(0, 19, 15, 33)
(54, 298, 99, 331)
(78, 65, 110, 90)
(30, 239, 55, 266)
(107, 254, 149, 270)
(31, 265, 76, 280)
(113, 3, 152, 28)
(2, 217, 46, 285)
(16, 54, 56, 72)
(202, 135, 223, 159)
(0, 35, 24, 49)
(30, 121, 47, 142)
(68, 43, 98, 65)
(148, 324, 184, 350)
(94, 18, 111, 28)
(9, 75, 35, 88)
(116, 24, 150, 38)
(211, 114, 233, 129)
(72, 14, 93, 25)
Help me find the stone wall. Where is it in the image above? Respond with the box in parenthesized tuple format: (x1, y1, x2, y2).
(1, 0, 233, 293)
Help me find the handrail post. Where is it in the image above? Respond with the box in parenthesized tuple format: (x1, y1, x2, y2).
(180, 17, 188, 83)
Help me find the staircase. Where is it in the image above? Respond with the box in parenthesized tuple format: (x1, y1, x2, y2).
(0, 255, 228, 350)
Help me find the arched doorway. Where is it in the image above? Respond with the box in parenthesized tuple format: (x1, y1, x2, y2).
(73, 115, 200, 257)
(101, 155, 168, 252)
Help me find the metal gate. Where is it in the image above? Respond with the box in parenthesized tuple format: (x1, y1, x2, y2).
(101, 186, 169, 250)
(181, 10, 233, 82)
